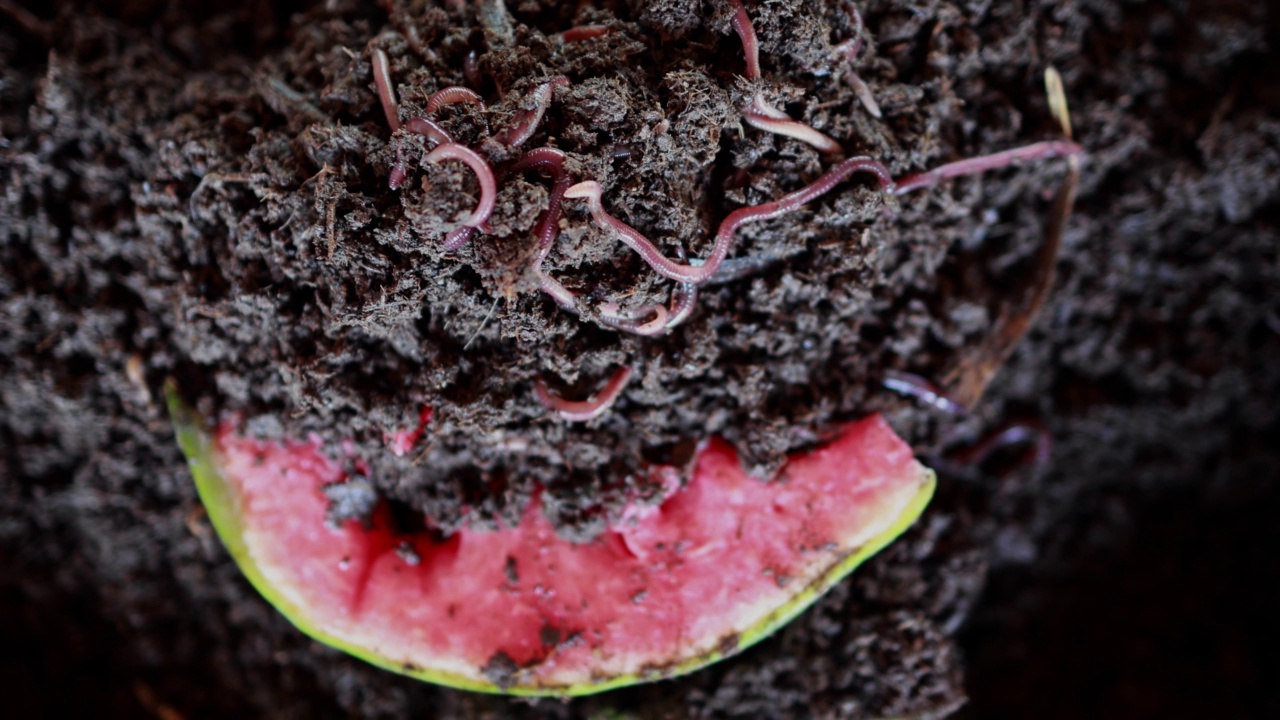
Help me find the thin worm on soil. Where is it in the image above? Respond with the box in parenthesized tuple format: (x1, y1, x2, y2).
(893, 141, 1085, 195)
(559, 25, 613, 42)
(380, 57, 477, 191)
(882, 369, 970, 416)
(955, 422, 1054, 472)
(845, 74, 881, 120)
(666, 283, 699, 328)
(423, 143, 497, 251)
(507, 148, 568, 253)
(742, 92, 842, 154)
(495, 76, 569, 148)
(425, 86, 485, 114)
(883, 369, 1053, 476)
(598, 302, 671, 336)
(598, 246, 699, 334)
(599, 265, 700, 335)
(372, 47, 400, 132)
(833, 1, 881, 117)
(508, 147, 577, 310)
(834, 1, 865, 61)
(727, 0, 761, 80)
(538, 276, 578, 311)
(404, 116, 454, 145)
(935, 71, 1082, 407)
(390, 117, 456, 190)
(534, 366, 634, 421)
(463, 50, 482, 89)
(566, 155, 892, 284)
(728, 3, 844, 153)
(659, 244, 700, 329)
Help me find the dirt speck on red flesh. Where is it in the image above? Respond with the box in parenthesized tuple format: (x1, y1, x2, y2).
(3, 0, 1279, 719)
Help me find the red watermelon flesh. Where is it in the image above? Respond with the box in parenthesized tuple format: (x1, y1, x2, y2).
(170, 393, 934, 696)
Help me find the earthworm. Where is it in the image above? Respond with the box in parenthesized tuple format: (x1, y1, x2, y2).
(464, 50, 483, 89)
(882, 371, 1053, 474)
(377, 52, 469, 191)
(844, 73, 881, 119)
(727, 0, 761, 80)
(666, 283, 699, 329)
(389, 163, 409, 191)
(881, 370, 969, 416)
(508, 148, 577, 310)
(598, 281, 698, 335)
(372, 47, 400, 131)
(955, 422, 1053, 472)
(538, 275, 579, 311)
(424, 143, 497, 251)
(425, 86, 485, 114)
(741, 91, 842, 154)
(389, 117, 455, 190)
(661, 244, 700, 329)
(597, 243, 699, 335)
(535, 366, 634, 421)
(893, 140, 1085, 195)
(729, 3, 843, 153)
(495, 76, 569, 148)
(598, 302, 671, 336)
(833, 1, 865, 61)
(508, 148, 568, 253)
(565, 155, 892, 284)
(833, 2, 881, 117)
(404, 116, 454, 145)
(559, 25, 613, 42)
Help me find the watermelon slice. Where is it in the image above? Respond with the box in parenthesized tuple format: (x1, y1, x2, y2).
(168, 387, 934, 696)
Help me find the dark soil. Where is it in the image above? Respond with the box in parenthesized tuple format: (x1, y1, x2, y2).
(2, 0, 1278, 718)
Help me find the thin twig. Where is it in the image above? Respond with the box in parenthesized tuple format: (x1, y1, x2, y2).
(464, 295, 501, 350)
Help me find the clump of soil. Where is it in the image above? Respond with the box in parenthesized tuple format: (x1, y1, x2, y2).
(157, 0, 1021, 541)
(3, 1, 1278, 719)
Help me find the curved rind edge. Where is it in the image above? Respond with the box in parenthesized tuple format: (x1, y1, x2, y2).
(554, 460, 938, 698)
(166, 384, 500, 693)
(166, 386, 936, 698)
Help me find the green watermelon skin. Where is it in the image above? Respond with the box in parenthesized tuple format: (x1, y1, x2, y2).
(169, 389, 935, 696)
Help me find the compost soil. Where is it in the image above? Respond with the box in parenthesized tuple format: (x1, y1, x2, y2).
(2, 0, 1278, 718)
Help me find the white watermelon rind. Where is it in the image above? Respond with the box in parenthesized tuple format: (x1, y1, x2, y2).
(168, 383, 936, 697)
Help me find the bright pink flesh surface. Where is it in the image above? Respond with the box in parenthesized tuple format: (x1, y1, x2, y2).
(216, 415, 926, 689)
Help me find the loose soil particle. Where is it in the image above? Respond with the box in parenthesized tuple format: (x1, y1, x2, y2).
(2, 1, 1278, 719)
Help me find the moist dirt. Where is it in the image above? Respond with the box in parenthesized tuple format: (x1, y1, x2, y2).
(2, 1, 1278, 718)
